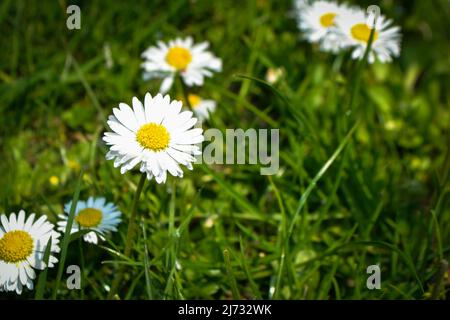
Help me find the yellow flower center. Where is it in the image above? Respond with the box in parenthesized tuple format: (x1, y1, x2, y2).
(76, 208, 103, 228)
(320, 13, 336, 27)
(49, 175, 59, 186)
(166, 47, 192, 71)
(350, 23, 379, 43)
(0, 230, 34, 263)
(188, 94, 201, 108)
(136, 123, 170, 151)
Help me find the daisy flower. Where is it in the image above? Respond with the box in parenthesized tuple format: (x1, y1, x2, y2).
(0, 210, 60, 294)
(103, 93, 204, 184)
(58, 197, 122, 244)
(141, 37, 222, 94)
(184, 94, 216, 121)
(335, 8, 401, 63)
(294, 0, 308, 9)
(296, 0, 350, 53)
(265, 67, 284, 84)
(293, 0, 309, 15)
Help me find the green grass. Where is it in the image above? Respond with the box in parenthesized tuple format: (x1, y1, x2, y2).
(0, 0, 449, 300)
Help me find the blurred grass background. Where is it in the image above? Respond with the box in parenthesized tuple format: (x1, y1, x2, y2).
(0, 0, 449, 299)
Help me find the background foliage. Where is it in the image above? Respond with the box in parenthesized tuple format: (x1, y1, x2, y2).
(0, 0, 449, 299)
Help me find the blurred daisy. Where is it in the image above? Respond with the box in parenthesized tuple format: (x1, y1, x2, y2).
(185, 94, 216, 121)
(293, 0, 309, 12)
(141, 37, 222, 94)
(0, 210, 60, 294)
(335, 8, 401, 63)
(103, 93, 204, 183)
(58, 197, 122, 244)
(49, 175, 59, 187)
(265, 67, 284, 84)
(296, 0, 350, 52)
(292, 0, 309, 19)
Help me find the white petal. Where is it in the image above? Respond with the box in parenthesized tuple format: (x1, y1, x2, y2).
(132, 97, 147, 126)
(160, 76, 174, 94)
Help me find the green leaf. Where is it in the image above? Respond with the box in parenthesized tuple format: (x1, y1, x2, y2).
(34, 237, 52, 300)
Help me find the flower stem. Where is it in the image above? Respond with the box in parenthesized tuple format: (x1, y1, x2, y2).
(177, 73, 192, 110)
(124, 173, 147, 257)
(349, 20, 377, 113)
(108, 173, 147, 299)
(341, 23, 377, 136)
(78, 238, 85, 300)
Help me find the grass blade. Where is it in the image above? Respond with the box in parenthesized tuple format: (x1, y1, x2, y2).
(239, 236, 262, 299)
(287, 120, 360, 240)
(201, 164, 259, 215)
(141, 219, 153, 300)
(223, 249, 240, 299)
(34, 237, 52, 300)
(51, 169, 83, 299)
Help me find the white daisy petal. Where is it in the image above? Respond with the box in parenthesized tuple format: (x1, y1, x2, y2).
(295, 0, 351, 53)
(1, 215, 10, 232)
(24, 213, 36, 231)
(334, 8, 402, 63)
(9, 213, 17, 230)
(160, 76, 174, 94)
(104, 93, 204, 184)
(141, 36, 221, 89)
(132, 97, 147, 126)
(113, 103, 139, 132)
(0, 211, 59, 295)
(58, 197, 122, 245)
(17, 210, 26, 229)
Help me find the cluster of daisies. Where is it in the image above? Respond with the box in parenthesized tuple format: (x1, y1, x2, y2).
(1, 2, 405, 295)
(294, 0, 401, 63)
(0, 198, 122, 294)
(141, 36, 222, 121)
(1, 36, 220, 295)
(103, 36, 220, 183)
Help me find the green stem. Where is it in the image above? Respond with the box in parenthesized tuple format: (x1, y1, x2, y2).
(51, 170, 83, 300)
(78, 238, 85, 300)
(344, 20, 377, 134)
(351, 22, 376, 105)
(108, 173, 147, 299)
(177, 73, 192, 110)
(168, 179, 176, 239)
(223, 249, 240, 299)
(124, 173, 147, 257)
(431, 259, 448, 300)
(165, 179, 178, 298)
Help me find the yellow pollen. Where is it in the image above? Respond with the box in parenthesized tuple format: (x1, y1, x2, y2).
(0, 230, 34, 263)
(68, 160, 81, 171)
(166, 47, 192, 71)
(76, 208, 103, 228)
(320, 13, 336, 27)
(49, 175, 59, 186)
(136, 123, 170, 151)
(188, 94, 201, 108)
(351, 23, 379, 43)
